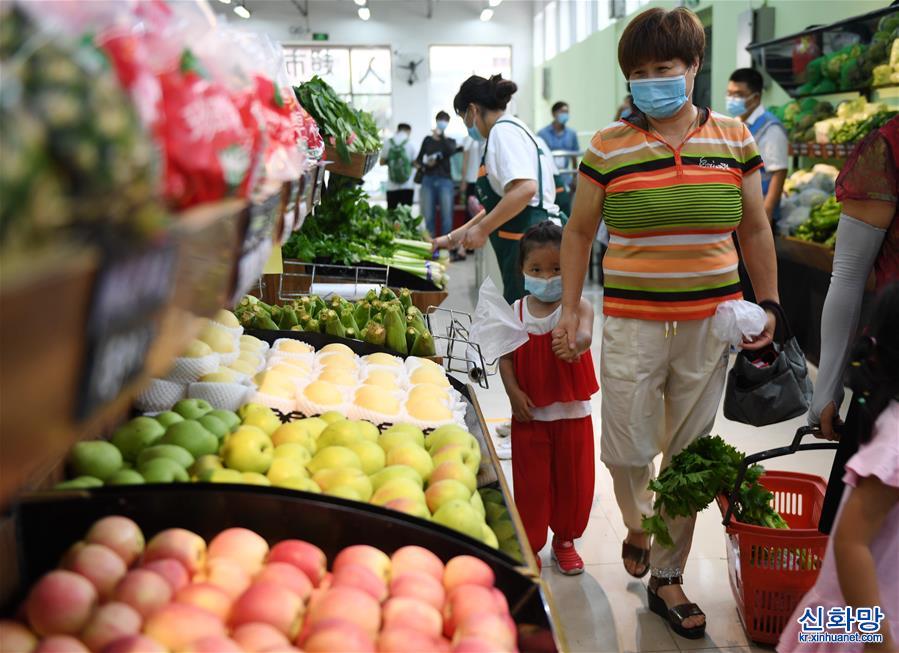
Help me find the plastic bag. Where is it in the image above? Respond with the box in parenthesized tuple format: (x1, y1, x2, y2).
(468, 279, 529, 363)
(712, 300, 767, 346)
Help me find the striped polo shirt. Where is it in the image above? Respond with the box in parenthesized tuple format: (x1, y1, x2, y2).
(579, 109, 763, 321)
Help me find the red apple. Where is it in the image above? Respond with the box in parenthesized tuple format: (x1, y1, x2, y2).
(307, 587, 380, 636)
(254, 563, 313, 601)
(140, 558, 189, 593)
(333, 546, 390, 583)
(232, 623, 289, 652)
(260, 647, 302, 653)
(453, 613, 516, 651)
(378, 629, 445, 653)
(491, 588, 510, 615)
(175, 582, 232, 621)
(331, 564, 387, 602)
(25, 571, 98, 636)
(208, 528, 269, 576)
(390, 546, 444, 582)
(199, 557, 251, 599)
(0, 619, 37, 653)
(268, 540, 326, 587)
(382, 598, 442, 639)
(451, 638, 500, 653)
(79, 602, 141, 652)
(144, 529, 206, 575)
(85, 517, 144, 567)
(443, 556, 494, 592)
(100, 634, 166, 653)
(112, 570, 171, 619)
(62, 544, 126, 600)
(303, 621, 375, 653)
(231, 582, 303, 639)
(389, 572, 445, 611)
(32, 636, 88, 653)
(443, 585, 501, 637)
(143, 604, 226, 651)
(181, 636, 243, 653)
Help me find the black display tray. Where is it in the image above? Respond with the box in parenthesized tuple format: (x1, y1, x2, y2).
(307, 256, 444, 293)
(10, 485, 558, 651)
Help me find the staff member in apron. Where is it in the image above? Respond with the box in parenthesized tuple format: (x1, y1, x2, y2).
(432, 74, 564, 303)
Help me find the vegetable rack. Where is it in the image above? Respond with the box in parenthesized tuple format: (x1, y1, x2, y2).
(425, 306, 496, 389)
(275, 259, 390, 301)
(716, 427, 838, 645)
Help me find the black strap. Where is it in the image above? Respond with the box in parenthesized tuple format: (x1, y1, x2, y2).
(669, 603, 706, 621)
(758, 299, 793, 344)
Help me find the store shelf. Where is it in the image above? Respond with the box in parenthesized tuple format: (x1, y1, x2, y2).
(788, 142, 856, 158)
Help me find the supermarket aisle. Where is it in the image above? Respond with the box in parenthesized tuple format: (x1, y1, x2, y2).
(444, 257, 833, 653)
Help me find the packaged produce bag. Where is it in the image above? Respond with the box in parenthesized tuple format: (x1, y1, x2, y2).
(468, 279, 529, 364)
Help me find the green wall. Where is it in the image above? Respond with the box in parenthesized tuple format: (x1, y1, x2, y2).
(534, 0, 891, 139)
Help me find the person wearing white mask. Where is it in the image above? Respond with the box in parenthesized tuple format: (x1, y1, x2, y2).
(416, 111, 457, 239)
(380, 123, 416, 209)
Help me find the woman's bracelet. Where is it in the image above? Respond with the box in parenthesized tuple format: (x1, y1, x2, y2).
(447, 232, 455, 246)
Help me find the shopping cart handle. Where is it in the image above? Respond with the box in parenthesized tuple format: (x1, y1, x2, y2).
(721, 426, 839, 527)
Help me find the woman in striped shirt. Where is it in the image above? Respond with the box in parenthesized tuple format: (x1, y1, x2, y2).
(554, 7, 779, 640)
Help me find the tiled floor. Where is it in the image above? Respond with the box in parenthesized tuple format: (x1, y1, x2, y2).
(442, 258, 836, 653)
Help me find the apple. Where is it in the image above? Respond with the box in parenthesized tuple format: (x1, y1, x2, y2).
(268, 540, 326, 587)
(198, 415, 229, 440)
(255, 563, 313, 601)
(431, 443, 481, 476)
(267, 458, 307, 485)
(273, 443, 312, 465)
(484, 502, 509, 523)
(379, 424, 425, 449)
(174, 583, 232, 621)
(200, 557, 251, 599)
(453, 613, 516, 651)
(203, 468, 243, 483)
(208, 409, 241, 432)
(173, 398, 213, 421)
(306, 587, 380, 636)
(425, 426, 477, 455)
(111, 418, 165, 462)
(370, 466, 423, 492)
(347, 441, 386, 475)
(240, 472, 271, 486)
(352, 420, 379, 442)
(371, 478, 426, 506)
(319, 411, 346, 425)
(139, 458, 189, 483)
(112, 570, 171, 618)
(85, 516, 144, 566)
(140, 559, 189, 593)
(386, 444, 433, 482)
(221, 427, 274, 474)
(303, 620, 375, 653)
(391, 546, 444, 582)
(390, 572, 445, 611)
(425, 480, 472, 514)
(105, 470, 145, 485)
(190, 455, 224, 479)
(53, 477, 103, 490)
(241, 409, 282, 436)
(273, 477, 321, 492)
(450, 637, 500, 653)
(377, 431, 422, 455)
(79, 602, 141, 652)
(61, 543, 126, 600)
(144, 528, 206, 575)
(443, 585, 501, 637)
(231, 582, 303, 639)
(68, 441, 122, 481)
(333, 546, 390, 583)
(432, 501, 483, 541)
(331, 564, 387, 602)
(307, 447, 362, 475)
(316, 422, 364, 449)
(470, 493, 486, 521)
(143, 604, 226, 651)
(181, 635, 243, 653)
(0, 620, 37, 653)
(137, 444, 194, 470)
(443, 556, 495, 593)
(377, 629, 446, 653)
(101, 634, 166, 653)
(271, 423, 317, 453)
(382, 598, 442, 639)
(154, 411, 184, 428)
(208, 528, 269, 575)
(231, 623, 289, 652)
(480, 525, 498, 548)
(491, 521, 516, 542)
(384, 498, 431, 520)
(32, 636, 88, 653)
(312, 468, 372, 501)
(429, 462, 477, 495)
(25, 571, 97, 636)
(159, 421, 218, 458)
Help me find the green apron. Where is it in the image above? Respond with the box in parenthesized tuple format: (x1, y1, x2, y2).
(476, 120, 565, 304)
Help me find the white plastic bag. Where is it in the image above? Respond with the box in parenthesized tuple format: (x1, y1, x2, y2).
(468, 278, 529, 363)
(712, 300, 767, 346)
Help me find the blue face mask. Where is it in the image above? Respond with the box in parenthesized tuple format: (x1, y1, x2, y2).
(467, 125, 484, 142)
(524, 274, 563, 302)
(556, 112, 570, 125)
(436, 120, 449, 132)
(725, 95, 747, 117)
(620, 108, 633, 120)
(630, 75, 689, 119)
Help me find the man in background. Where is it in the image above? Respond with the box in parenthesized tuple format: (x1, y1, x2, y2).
(380, 123, 416, 209)
(538, 101, 579, 214)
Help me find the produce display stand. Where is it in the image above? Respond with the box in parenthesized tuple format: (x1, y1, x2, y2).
(322, 145, 379, 179)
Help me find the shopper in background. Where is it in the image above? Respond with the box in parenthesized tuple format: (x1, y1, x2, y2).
(554, 7, 778, 640)
(807, 115, 898, 536)
(494, 221, 598, 574)
(433, 75, 562, 303)
(416, 111, 457, 239)
(778, 283, 899, 653)
(380, 123, 416, 210)
(538, 101, 579, 215)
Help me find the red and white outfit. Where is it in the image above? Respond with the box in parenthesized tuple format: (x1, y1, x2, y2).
(510, 298, 599, 559)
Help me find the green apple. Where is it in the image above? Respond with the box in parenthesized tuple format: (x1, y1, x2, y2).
(312, 468, 372, 501)
(500, 539, 522, 561)
(271, 422, 317, 453)
(69, 441, 123, 481)
(183, 339, 213, 358)
(160, 420, 218, 458)
(267, 458, 307, 485)
(485, 502, 510, 524)
(190, 454, 224, 479)
(307, 446, 362, 475)
(240, 472, 271, 486)
(198, 415, 229, 440)
(425, 425, 476, 454)
(326, 486, 362, 501)
(480, 488, 504, 505)
(432, 499, 484, 540)
(319, 411, 346, 425)
(298, 417, 328, 438)
(54, 476, 103, 490)
(242, 409, 282, 436)
(274, 476, 321, 492)
(203, 468, 243, 483)
(353, 420, 380, 442)
(492, 520, 516, 542)
(482, 524, 499, 548)
(470, 489, 486, 519)
(347, 441, 386, 475)
(316, 421, 364, 450)
(432, 443, 482, 476)
(273, 443, 312, 466)
(386, 443, 434, 482)
(137, 445, 195, 470)
(238, 402, 272, 421)
(106, 470, 146, 485)
(425, 479, 471, 513)
(208, 409, 241, 432)
(172, 398, 213, 420)
(429, 460, 477, 494)
(155, 411, 184, 428)
(379, 424, 425, 450)
(111, 417, 166, 462)
(140, 458, 189, 483)
(370, 465, 423, 491)
(221, 426, 273, 473)
(371, 478, 426, 506)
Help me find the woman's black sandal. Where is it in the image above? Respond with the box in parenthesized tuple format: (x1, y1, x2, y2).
(621, 541, 650, 578)
(647, 575, 706, 640)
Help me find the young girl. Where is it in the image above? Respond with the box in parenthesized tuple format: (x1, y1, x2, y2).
(499, 221, 598, 574)
(778, 283, 899, 652)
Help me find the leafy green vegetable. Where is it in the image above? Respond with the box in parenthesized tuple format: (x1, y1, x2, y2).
(795, 195, 842, 245)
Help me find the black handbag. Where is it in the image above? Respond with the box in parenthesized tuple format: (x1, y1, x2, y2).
(723, 301, 813, 427)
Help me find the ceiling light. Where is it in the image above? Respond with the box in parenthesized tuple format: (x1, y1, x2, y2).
(218, 0, 231, 4)
(234, 2, 250, 18)
(354, 0, 367, 5)
(489, 0, 502, 6)
(358, 6, 371, 20)
(480, 8, 494, 21)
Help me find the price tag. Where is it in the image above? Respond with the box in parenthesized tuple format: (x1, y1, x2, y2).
(78, 245, 176, 418)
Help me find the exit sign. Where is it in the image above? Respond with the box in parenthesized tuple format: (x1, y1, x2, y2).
(312, 33, 329, 41)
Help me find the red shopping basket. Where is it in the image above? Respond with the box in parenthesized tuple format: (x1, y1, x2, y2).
(715, 427, 837, 645)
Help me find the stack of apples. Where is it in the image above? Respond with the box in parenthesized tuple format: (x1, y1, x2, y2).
(0, 517, 518, 653)
(478, 489, 523, 563)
